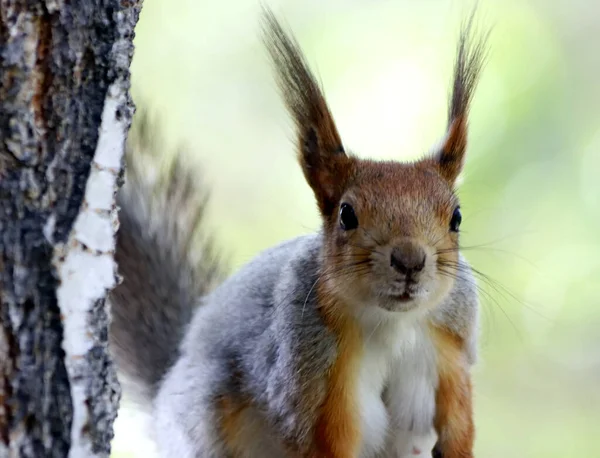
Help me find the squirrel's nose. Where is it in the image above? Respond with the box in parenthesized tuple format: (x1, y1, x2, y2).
(390, 242, 426, 276)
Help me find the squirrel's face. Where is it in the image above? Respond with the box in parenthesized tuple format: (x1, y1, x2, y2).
(263, 7, 485, 313)
(319, 159, 461, 314)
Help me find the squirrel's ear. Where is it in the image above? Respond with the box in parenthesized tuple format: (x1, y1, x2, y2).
(435, 15, 488, 183)
(262, 9, 351, 217)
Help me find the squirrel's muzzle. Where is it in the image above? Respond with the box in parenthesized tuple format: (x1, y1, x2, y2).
(390, 240, 427, 280)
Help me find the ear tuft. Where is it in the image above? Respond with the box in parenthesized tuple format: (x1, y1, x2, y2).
(437, 12, 489, 183)
(261, 7, 350, 216)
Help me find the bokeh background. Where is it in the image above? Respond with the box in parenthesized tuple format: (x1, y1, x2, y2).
(111, 0, 600, 457)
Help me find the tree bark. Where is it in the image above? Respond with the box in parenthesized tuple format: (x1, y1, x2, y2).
(0, 1, 141, 456)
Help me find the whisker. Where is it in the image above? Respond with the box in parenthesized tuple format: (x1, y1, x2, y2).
(302, 274, 320, 319)
(346, 242, 376, 254)
(436, 245, 539, 271)
(438, 261, 548, 319)
(360, 227, 385, 246)
(437, 267, 523, 340)
(365, 316, 384, 344)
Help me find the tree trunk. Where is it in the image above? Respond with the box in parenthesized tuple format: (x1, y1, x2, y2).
(0, 1, 141, 456)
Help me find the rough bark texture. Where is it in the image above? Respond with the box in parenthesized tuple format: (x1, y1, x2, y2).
(0, 1, 141, 457)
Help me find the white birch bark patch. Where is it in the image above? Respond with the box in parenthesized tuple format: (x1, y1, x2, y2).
(53, 80, 128, 458)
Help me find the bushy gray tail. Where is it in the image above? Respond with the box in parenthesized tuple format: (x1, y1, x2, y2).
(109, 112, 224, 401)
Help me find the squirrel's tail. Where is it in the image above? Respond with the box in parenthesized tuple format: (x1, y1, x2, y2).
(109, 112, 224, 401)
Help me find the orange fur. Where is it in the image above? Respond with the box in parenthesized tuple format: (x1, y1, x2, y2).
(430, 325, 475, 458)
(218, 396, 249, 456)
(219, 397, 302, 458)
(313, 288, 363, 458)
(437, 116, 468, 183)
(218, 293, 365, 458)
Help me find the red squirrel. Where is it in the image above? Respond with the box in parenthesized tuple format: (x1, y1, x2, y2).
(109, 7, 487, 458)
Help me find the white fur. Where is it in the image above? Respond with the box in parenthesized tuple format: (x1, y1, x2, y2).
(153, 406, 196, 458)
(357, 339, 392, 456)
(384, 430, 438, 458)
(356, 308, 439, 458)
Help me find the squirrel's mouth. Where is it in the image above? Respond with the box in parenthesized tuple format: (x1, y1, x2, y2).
(388, 291, 413, 303)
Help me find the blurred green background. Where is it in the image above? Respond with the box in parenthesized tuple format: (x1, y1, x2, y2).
(111, 0, 600, 457)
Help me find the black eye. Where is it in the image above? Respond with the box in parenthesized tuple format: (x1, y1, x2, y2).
(450, 206, 462, 232)
(340, 203, 358, 230)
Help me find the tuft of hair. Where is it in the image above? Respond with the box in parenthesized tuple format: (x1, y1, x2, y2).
(437, 11, 490, 183)
(109, 110, 225, 401)
(261, 7, 351, 217)
(260, 8, 343, 153)
(448, 12, 489, 126)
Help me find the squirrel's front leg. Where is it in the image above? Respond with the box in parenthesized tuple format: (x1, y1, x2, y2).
(432, 371, 474, 458)
(312, 316, 363, 458)
(431, 327, 475, 458)
(313, 366, 362, 458)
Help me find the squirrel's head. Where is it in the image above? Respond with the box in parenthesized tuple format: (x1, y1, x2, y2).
(264, 11, 487, 314)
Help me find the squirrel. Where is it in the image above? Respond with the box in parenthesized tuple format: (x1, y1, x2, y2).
(109, 8, 487, 458)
